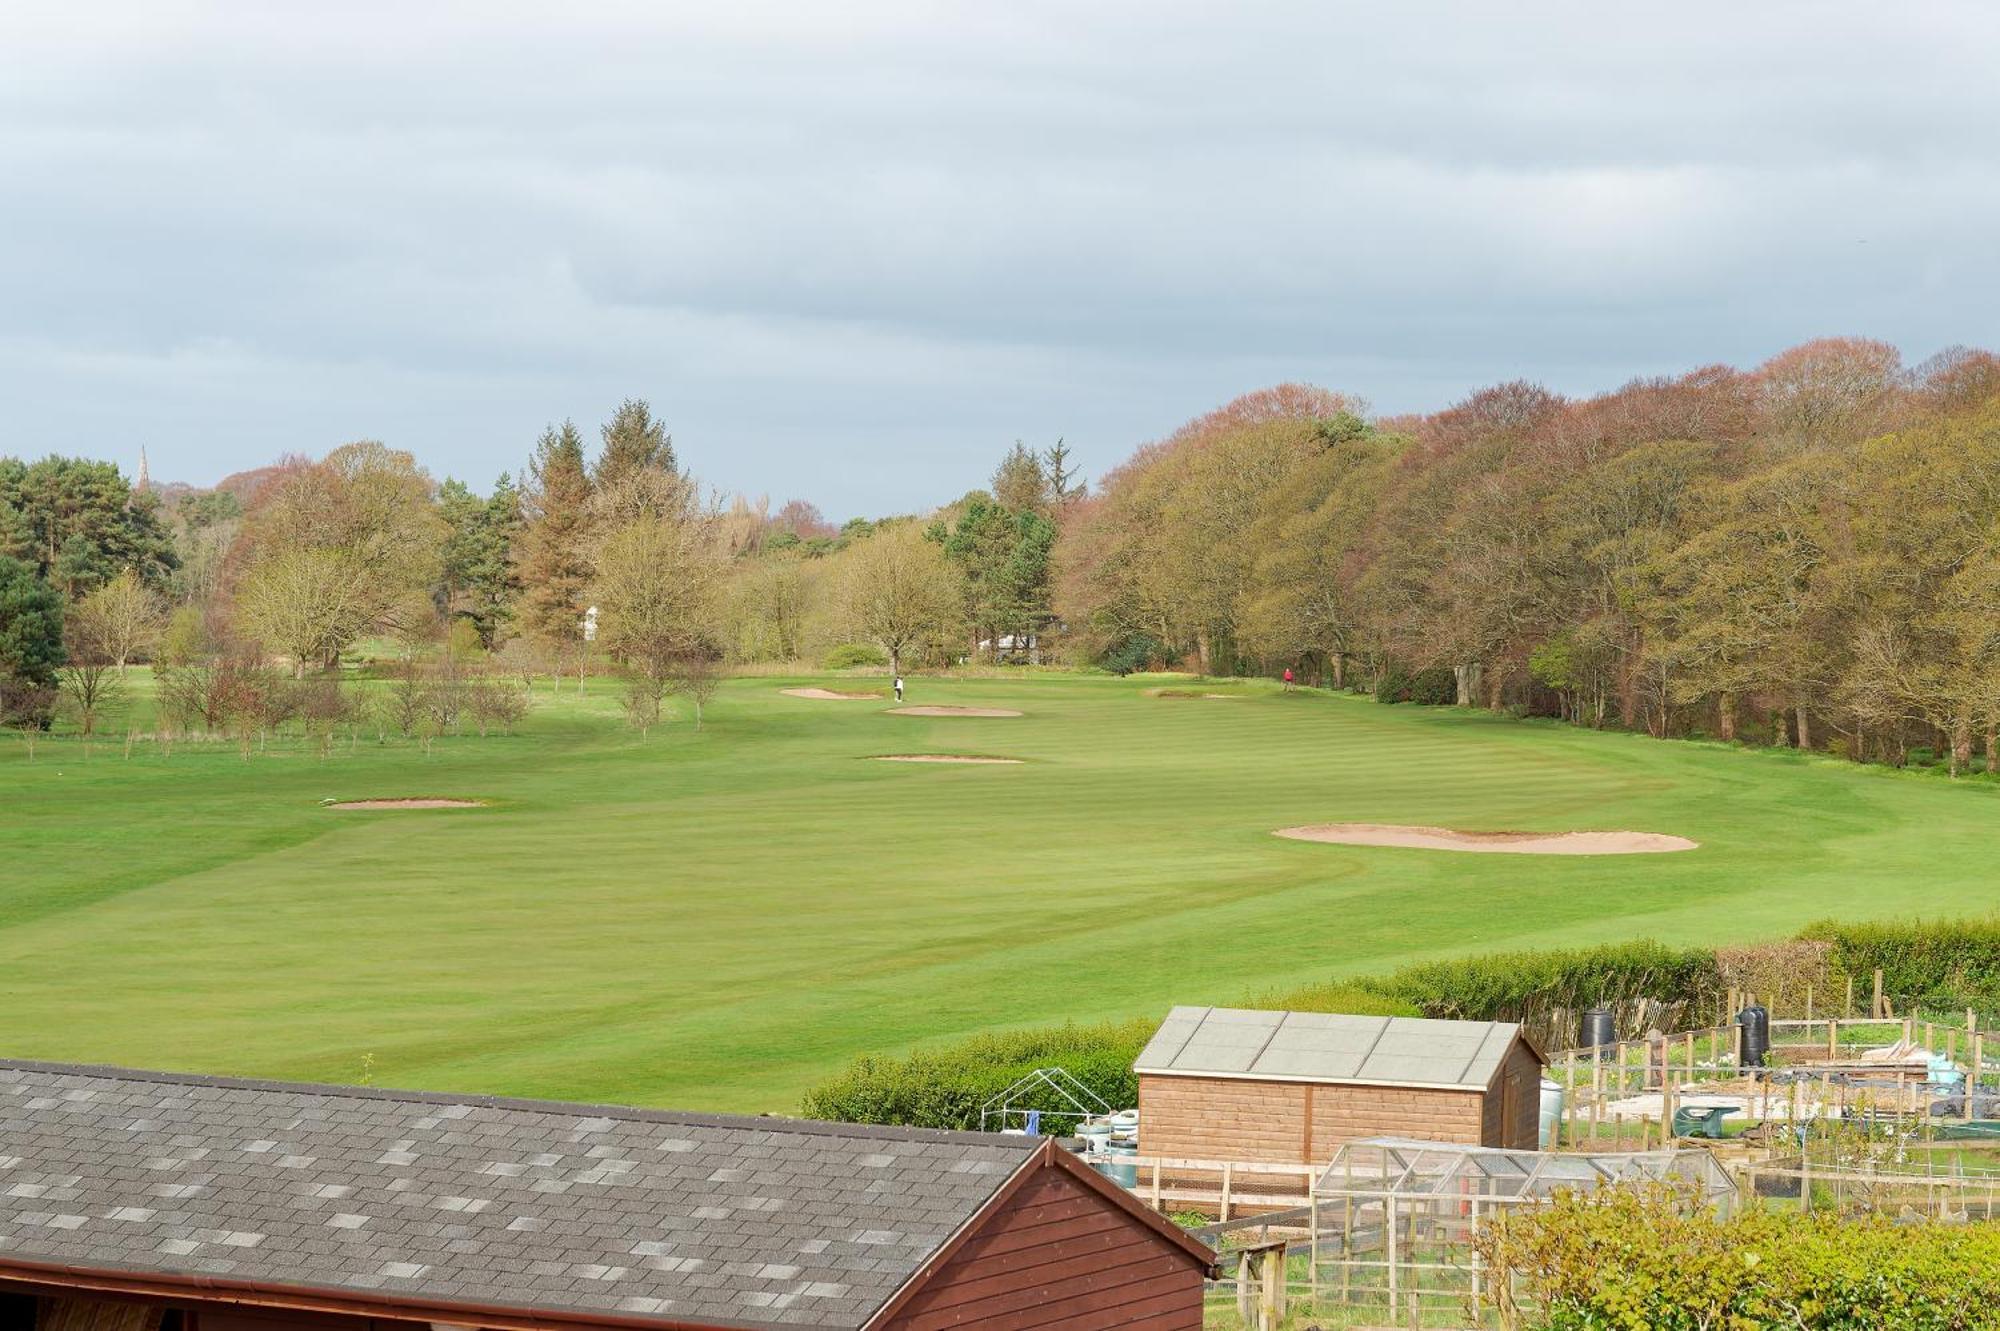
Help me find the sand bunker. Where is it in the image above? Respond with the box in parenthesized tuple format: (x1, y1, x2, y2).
(886, 705, 1024, 718)
(871, 754, 1023, 765)
(1273, 823, 1697, 855)
(327, 798, 486, 811)
(1153, 689, 1242, 699)
(780, 687, 884, 700)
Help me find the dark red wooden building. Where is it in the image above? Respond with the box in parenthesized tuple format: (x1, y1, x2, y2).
(0, 1060, 1214, 1331)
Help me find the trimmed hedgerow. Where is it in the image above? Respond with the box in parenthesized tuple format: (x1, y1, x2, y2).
(1477, 1185, 2000, 1331)
(1800, 916, 2000, 1010)
(799, 1020, 1153, 1131)
(801, 983, 1412, 1129)
(1357, 939, 1722, 1046)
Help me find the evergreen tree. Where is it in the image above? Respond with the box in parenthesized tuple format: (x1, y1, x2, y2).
(594, 399, 676, 490)
(1043, 438, 1086, 513)
(991, 442, 1053, 516)
(0, 554, 64, 714)
(0, 456, 176, 596)
(438, 473, 525, 644)
(519, 423, 595, 651)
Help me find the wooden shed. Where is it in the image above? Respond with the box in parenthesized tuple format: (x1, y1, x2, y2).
(1135, 1007, 1546, 1164)
(0, 1059, 1216, 1331)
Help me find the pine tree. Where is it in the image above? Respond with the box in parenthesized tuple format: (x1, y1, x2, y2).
(1043, 438, 1086, 514)
(594, 399, 676, 490)
(518, 422, 594, 651)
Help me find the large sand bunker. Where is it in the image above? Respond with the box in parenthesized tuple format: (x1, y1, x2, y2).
(327, 798, 486, 811)
(1273, 823, 1697, 855)
(886, 705, 1024, 718)
(780, 687, 884, 700)
(871, 754, 1023, 765)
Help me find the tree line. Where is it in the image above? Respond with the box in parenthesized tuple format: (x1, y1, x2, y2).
(1055, 338, 2000, 774)
(0, 395, 1081, 742)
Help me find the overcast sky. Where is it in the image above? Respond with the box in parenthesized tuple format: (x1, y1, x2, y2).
(5, 3, 1998, 516)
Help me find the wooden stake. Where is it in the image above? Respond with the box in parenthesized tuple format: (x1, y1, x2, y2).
(1872, 969, 1885, 1019)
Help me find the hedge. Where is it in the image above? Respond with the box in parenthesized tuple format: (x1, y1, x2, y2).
(801, 983, 1410, 1129)
(1477, 1186, 2000, 1331)
(1799, 917, 2000, 1010)
(1357, 940, 1722, 1047)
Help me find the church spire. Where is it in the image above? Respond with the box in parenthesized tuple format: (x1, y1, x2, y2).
(137, 446, 150, 491)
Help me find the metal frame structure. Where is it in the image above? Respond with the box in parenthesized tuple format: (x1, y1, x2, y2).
(1302, 1137, 1735, 1321)
(977, 1067, 1113, 1135)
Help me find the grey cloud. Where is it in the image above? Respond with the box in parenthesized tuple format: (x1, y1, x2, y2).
(2, 2, 1998, 514)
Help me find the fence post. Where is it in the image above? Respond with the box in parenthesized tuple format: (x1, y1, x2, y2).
(1221, 1162, 1233, 1222)
(1845, 976, 1854, 1016)
(1872, 969, 1884, 1019)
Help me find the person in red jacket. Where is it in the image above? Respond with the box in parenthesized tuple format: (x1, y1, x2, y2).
(1282, 666, 1295, 691)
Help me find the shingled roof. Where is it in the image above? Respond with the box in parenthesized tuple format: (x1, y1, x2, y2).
(0, 1060, 1057, 1330)
(1135, 1007, 1535, 1090)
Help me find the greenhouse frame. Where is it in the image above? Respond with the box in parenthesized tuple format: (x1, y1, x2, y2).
(1301, 1137, 1737, 1319)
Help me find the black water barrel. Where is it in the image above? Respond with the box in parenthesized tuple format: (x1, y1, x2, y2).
(1582, 1007, 1616, 1049)
(1737, 1003, 1771, 1068)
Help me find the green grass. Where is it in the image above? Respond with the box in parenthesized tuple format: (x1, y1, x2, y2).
(5, 673, 2000, 1113)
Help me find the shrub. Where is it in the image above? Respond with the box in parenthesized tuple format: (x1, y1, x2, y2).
(1478, 1185, 2000, 1331)
(1799, 917, 2000, 1010)
(801, 1020, 1154, 1131)
(823, 642, 889, 670)
(1374, 662, 1456, 705)
(801, 983, 1416, 1129)
(1358, 940, 1722, 1048)
(1099, 633, 1167, 676)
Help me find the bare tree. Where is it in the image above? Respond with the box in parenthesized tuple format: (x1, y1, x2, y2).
(83, 569, 164, 673)
(669, 650, 722, 729)
(593, 511, 726, 733)
(840, 524, 958, 674)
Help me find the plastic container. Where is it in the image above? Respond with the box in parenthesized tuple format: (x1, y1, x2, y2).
(1104, 1134, 1139, 1188)
(1582, 1008, 1616, 1049)
(1537, 1078, 1565, 1148)
(1736, 1003, 1770, 1068)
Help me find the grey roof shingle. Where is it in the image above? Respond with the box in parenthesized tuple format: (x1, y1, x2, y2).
(1134, 1007, 1530, 1089)
(0, 1061, 1040, 1329)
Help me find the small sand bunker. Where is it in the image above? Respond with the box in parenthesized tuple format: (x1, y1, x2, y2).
(886, 705, 1024, 718)
(327, 798, 486, 811)
(872, 754, 1023, 765)
(780, 687, 884, 700)
(1153, 689, 1242, 699)
(1273, 823, 1697, 855)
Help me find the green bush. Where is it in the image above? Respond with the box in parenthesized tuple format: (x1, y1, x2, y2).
(800, 983, 1415, 1129)
(822, 642, 889, 670)
(800, 1020, 1153, 1131)
(1478, 1186, 2000, 1330)
(1358, 940, 1722, 1046)
(1799, 917, 2000, 1010)
(1098, 633, 1168, 676)
(1374, 662, 1456, 704)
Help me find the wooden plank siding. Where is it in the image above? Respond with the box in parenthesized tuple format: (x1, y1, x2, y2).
(1139, 1033, 1544, 1166)
(882, 1163, 1204, 1330)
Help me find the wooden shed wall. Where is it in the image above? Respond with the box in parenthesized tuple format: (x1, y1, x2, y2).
(883, 1160, 1204, 1331)
(1480, 1042, 1544, 1150)
(1139, 1041, 1545, 1164)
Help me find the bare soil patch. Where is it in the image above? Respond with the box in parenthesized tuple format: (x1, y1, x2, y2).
(780, 687, 884, 700)
(871, 754, 1023, 765)
(1273, 823, 1697, 855)
(327, 798, 487, 811)
(886, 706, 1024, 718)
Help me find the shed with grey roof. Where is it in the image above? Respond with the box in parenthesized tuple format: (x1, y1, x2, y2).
(1134, 1008, 1545, 1165)
(0, 1060, 1214, 1331)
